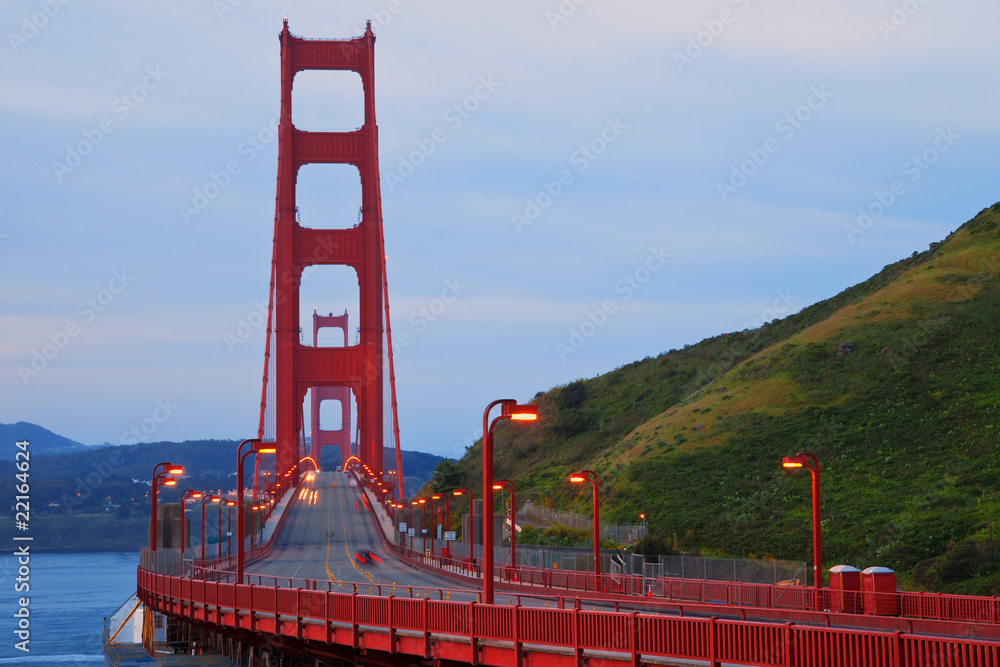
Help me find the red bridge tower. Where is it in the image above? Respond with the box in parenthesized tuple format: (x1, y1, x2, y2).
(270, 20, 386, 484)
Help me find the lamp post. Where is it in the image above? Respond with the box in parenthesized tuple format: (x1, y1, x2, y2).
(179, 490, 202, 555)
(391, 503, 404, 547)
(569, 470, 601, 584)
(409, 501, 418, 551)
(441, 492, 451, 558)
(237, 439, 275, 582)
(453, 487, 473, 566)
(418, 498, 428, 553)
(217, 498, 225, 560)
(493, 479, 516, 570)
(431, 493, 447, 557)
(150, 462, 183, 551)
(225, 500, 236, 559)
(782, 453, 822, 592)
(639, 513, 646, 539)
(431, 494, 446, 533)
(201, 495, 221, 562)
(481, 399, 538, 605)
(252, 504, 264, 546)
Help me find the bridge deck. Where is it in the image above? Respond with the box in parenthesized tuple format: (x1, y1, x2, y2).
(136, 471, 1000, 667)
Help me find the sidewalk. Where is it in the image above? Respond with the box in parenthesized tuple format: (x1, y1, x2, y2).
(259, 489, 293, 544)
(360, 483, 395, 538)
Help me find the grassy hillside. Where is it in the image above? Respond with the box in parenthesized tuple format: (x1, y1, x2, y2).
(440, 202, 1000, 594)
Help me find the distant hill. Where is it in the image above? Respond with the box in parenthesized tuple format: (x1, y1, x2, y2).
(0, 421, 90, 459)
(0, 426, 440, 514)
(442, 202, 1000, 595)
(0, 427, 443, 549)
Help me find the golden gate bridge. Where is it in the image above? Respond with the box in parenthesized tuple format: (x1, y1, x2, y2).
(122, 20, 1000, 667)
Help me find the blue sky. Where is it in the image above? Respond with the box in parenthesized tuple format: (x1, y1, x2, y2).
(2, 1, 998, 459)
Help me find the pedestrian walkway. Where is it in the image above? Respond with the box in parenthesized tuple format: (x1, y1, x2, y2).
(259, 488, 293, 544)
(360, 483, 395, 537)
(112, 644, 238, 666)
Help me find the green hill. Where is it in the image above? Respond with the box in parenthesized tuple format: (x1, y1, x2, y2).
(437, 202, 1000, 594)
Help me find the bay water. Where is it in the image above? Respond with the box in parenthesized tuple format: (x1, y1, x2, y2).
(0, 551, 139, 666)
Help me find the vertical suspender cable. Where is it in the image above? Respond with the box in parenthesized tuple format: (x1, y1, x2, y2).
(369, 40, 405, 500)
(255, 127, 282, 500)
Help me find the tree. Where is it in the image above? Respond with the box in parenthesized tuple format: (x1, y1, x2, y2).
(633, 533, 679, 557)
(430, 459, 463, 492)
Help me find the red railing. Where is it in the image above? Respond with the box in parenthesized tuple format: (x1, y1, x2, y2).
(380, 527, 1000, 628)
(137, 567, 1000, 667)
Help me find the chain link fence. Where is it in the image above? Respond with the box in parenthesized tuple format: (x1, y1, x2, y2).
(518, 500, 645, 545)
(408, 533, 804, 586)
(624, 553, 806, 585)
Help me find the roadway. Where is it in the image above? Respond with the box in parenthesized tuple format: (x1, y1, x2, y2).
(245, 470, 487, 600)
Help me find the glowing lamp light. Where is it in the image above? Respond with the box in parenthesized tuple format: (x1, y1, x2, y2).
(508, 404, 538, 421)
(162, 477, 177, 486)
(782, 456, 806, 468)
(168, 466, 184, 475)
(453, 490, 464, 496)
(258, 447, 276, 454)
(569, 476, 586, 483)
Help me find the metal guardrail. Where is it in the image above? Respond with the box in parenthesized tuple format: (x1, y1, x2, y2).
(137, 567, 1000, 667)
(136, 475, 1000, 667)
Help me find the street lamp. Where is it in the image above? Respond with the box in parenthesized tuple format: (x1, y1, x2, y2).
(482, 399, 537, 605)
(225, 500, 236, 559)
(782, 453, 822, 591)
(569, 470, 601, 583)
(493, 479, 517, 570)
(639, 513, 646, 539)
(409, 501, 419, 551)
(179, 490, 202, 555)
(150, 462, 183, 551)
(453, 487, 474, 565)
(417, 498, 428, 553)
(237, 439, 275, 582)
(431, 493, 448, 558)
(217, 498, 225, 560)
(387, 469, 398, 500)
(440, 492, 453, 559)
(200, 495, 221, 561)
